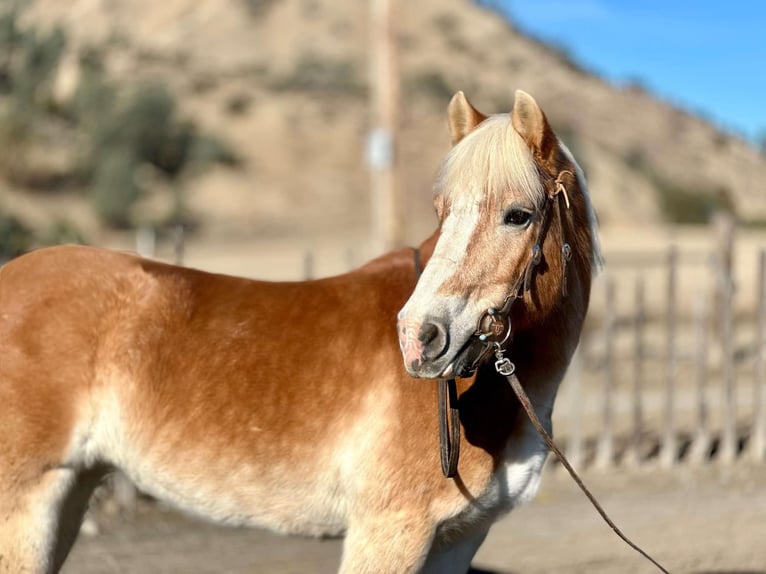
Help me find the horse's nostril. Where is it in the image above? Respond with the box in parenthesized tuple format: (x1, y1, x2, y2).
(419, 321, 449, 361)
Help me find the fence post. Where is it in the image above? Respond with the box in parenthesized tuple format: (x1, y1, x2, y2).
(688, 290, 711, 464)
(346, 246, 356, 272)
(716, 216, 737, 464)
(624, 276, 645, 467)
(173, 224, 185, 266)
(659, 245, 678, 467)
(749, 249, 766, 462)
(565, 343, 584, 471)
(135, 226, 156, 259)
(595, 277, 616, 470)
(303, 250, 315, 280)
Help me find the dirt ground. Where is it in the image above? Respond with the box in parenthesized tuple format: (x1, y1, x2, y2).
(63, 462, 766, 574)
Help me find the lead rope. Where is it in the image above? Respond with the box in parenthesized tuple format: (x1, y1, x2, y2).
(438, 378, 460, 477)
(414, 248, 461, 478)
(415, 247, 462, 478)
(493, 347, 670, 574)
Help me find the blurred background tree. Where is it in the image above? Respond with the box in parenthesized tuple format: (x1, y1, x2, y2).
(0, 0, 238, 254)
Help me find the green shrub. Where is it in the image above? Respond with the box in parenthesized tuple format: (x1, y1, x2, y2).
(81, 82, 226, 227)
(89, 150, 140, 228)
(0, 212, 33, 261)
(274, 54, 365, 95)
(653, 179, 735, 224)
(0, 5, 237, 231)
(12, 25, 65, 108)
(621, 147, 736, 224)
(405, 70, 454, 102)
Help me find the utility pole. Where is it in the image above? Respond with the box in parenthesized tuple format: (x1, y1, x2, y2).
(367, 0, 402, 255)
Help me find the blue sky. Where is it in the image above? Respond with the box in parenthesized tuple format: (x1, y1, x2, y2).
(492, 1, 765, 143)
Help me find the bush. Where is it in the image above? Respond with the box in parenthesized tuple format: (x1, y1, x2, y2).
(654, 179, 735, 224)
(81, 82, 225, 227)
(0, 5, 238, 231)
(274, 54, 365, 96)
(89, 151, 140, 228)
(0, 212, 33, 261)
(621, 148, 736, 224)
(405, 70, 454, 102)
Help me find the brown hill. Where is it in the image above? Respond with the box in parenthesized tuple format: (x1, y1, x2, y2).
(9, 0, 766, 245)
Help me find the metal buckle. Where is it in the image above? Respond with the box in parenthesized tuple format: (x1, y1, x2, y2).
(494, 357, 515, 376)
(530, 244, 542, 265)
(493, 343, 516, 376)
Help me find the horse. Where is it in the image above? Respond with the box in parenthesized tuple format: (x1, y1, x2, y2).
(0, 89, 599, 573)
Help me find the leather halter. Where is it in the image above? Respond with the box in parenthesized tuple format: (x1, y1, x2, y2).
(418, 170, 574, 479)
(474, 169, 574, 351)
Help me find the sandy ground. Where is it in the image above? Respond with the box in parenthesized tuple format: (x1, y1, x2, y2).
(63, 462, 766, 574)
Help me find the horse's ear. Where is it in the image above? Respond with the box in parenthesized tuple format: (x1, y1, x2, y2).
(511, 90, 558, 165)
(448, 91, 487, 145)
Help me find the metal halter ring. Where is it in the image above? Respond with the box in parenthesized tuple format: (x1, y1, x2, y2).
(477, 308, 512, 346)
(562, 243, 572, 262)
(530, 244, 542, 265)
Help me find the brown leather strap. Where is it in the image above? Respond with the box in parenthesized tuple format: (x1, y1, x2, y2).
(438, 378, 460, 478)
(504, 369, 670, 574)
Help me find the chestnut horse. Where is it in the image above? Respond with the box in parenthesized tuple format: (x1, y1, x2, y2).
(0, 90, 599, 573)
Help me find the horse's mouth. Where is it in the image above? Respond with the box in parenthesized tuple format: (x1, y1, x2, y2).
(438, 336, 488, 379)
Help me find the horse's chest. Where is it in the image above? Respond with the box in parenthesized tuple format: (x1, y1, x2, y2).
(440, 433, 549, 539)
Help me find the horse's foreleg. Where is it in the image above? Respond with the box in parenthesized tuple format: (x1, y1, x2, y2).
(421, 528, 489, 574)
(0, 466, 104, 574)
(339, 512, 436, 574)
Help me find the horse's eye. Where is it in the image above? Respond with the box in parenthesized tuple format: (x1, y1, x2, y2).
(503, 209, 532, 227)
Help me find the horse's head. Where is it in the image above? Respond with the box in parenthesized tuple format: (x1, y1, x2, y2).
(398, 90, 601, 379)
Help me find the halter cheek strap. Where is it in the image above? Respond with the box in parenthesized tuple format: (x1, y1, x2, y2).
(474, 170, 574, 350)
(417, 170, 574, 480)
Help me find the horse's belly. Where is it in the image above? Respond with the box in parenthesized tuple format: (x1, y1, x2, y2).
(127, 453, 348, 537)
(90, 392, 348, 537)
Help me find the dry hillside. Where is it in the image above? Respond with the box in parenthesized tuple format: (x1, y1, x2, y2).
(6, 0, 766, 245)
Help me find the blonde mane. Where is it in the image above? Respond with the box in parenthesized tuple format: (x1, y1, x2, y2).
(435, 113, 603, 273)
(435, 114, 545, 212)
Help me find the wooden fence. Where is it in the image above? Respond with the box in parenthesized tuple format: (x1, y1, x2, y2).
(558, 222, 766, 470)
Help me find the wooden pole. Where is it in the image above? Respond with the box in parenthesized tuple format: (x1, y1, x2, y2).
(368, 0, 402, 254)
(749, 249, 766, 462)
(346, 246, 356, 272)
(595, 277, 616, 470)
(565, 344, 584, 471)
(135, 226, 156, 259)
(303, 249, 315, 280)
(624, 276, 645, 467)
(688, 290, 711, 464)
(717, 216, 737, 464)
(659, 245, 678, 467)
(172, 224, 185, 266)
